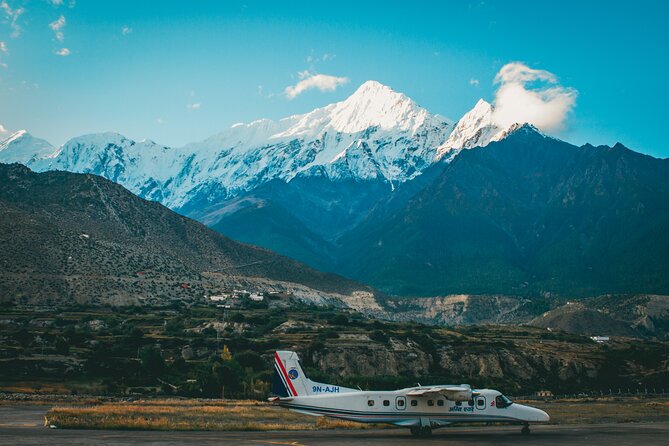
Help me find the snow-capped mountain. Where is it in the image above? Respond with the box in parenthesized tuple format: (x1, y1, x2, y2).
(0, 130, 55, 164)
(22, 81, 460, 209)
(435, 99, 505, 160)
(9, 80, 514, 212)
(29, 133, 189, 205)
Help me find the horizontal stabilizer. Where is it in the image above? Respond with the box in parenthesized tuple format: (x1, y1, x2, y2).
(268, 396, 293, 402)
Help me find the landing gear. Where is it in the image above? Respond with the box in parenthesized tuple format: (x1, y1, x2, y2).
(521, 424, 530, 435)
(410, 426, 432, 437)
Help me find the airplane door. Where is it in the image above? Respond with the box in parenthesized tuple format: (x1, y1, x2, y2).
(395, 396, 406, 411)
(475, 396, 486, 410)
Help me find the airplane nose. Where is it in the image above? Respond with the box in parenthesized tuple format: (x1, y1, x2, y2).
(518, 405, 550, 422)
(537, 408, 550, 422)
(528, 407, 550, 422)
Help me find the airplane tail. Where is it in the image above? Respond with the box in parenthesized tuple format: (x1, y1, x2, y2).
(272, 350, 357, 397)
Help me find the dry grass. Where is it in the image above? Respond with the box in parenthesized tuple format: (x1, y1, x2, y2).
(45, 399, 375, 431)
(43, 397, 669, 431)
(521, 397, 669, 424)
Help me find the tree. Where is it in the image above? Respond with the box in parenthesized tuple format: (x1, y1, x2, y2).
(140, 346, 165, 377)
(54, 337, 70, 355)
(235, 350, 265, 372)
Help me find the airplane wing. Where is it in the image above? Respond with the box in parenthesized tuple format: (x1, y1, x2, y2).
(407, 386, 477, 401)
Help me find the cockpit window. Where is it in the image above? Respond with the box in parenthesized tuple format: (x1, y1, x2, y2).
(495, 395, 513, 409)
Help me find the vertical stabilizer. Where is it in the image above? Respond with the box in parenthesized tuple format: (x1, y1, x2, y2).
(272, 350, 358, 396)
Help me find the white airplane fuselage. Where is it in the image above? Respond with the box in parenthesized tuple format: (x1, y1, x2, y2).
(270, 350, 549, 435)
(277, 387, 549, 427)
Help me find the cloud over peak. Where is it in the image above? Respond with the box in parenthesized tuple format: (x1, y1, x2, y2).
(284, 72, 349, 100)
(491, 62, 577, 133)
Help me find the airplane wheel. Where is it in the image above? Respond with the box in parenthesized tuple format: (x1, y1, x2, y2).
(521, 424, 530, 435)
(410, 426, 421, 437)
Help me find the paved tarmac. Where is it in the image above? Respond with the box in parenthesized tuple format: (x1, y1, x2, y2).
(1, 405, 668, 445)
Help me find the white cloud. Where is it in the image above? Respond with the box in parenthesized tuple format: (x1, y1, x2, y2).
(284, 72, 349, 100)
(491, 62, 577, 132)
(1, 1, 24, 38)
(121, 26, 132, 35)
(54, 47, 70, 56)
(469, 78, 479, 87)
(307, 53, 336, 64)
(0, 41, 7, 53)
(156, 118, 164, 125)
(187, 103, 201, 111)
(49, 14, 66, 41)
(48, 0, 64, 5)
(0, 123, 8, 134)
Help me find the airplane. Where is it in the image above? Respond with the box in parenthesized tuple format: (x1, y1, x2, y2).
(269, 350, 549, 437)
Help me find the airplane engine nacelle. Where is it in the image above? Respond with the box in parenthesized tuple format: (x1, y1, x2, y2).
(443, 388, 473, 401)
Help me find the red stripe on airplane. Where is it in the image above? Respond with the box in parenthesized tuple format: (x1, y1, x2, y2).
(275, 352, 298, 396)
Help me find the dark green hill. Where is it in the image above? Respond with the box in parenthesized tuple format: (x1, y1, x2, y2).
(339, 125, 669, 297)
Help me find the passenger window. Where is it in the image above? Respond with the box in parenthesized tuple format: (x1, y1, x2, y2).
(383, 400, 390, 406)
(455, 401, 462, 406)
(476, 397, 486, 409)
(437, 400, 444, 407)
(398, 399, 405, 407)
(411, 400, 418, 407)
(427, 400, 434, 406)
(367, 400, 375, 407)
(468, 399, 474, 406)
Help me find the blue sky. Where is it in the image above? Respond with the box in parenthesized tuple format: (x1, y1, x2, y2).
(0, 1, 667, 157)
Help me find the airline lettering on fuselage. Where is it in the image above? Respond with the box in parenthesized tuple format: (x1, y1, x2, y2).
(449, 406, 475, 412)
(312, 385, 340, 393)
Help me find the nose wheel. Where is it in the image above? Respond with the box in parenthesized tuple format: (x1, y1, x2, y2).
(521, 424, 530, 435)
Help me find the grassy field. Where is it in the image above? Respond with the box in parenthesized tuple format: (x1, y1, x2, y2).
(43, 397, 669, 431)
(521, 397, 669, 424)
(44, 399, 377, 431)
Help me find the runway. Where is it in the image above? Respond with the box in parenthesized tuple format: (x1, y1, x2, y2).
(1, 405, 668, 445)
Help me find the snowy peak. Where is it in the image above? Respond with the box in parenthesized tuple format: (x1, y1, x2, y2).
(0, 130, 56, 164)
(436, 99, 505, 160)
(327, 80, 435, 134)
(270, 80, 446, 139)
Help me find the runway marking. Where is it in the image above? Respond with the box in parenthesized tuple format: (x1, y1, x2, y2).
(250, 441, 307, 446)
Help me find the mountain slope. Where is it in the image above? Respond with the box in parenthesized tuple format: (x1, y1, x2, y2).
(0, 163, 373, 305)
(529, 302, 640, 337)
(338, 125, 669, 296)
(0, 130, 55, 164)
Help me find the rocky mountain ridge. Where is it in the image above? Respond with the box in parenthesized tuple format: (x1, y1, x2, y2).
(3, 81, 504, 212)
